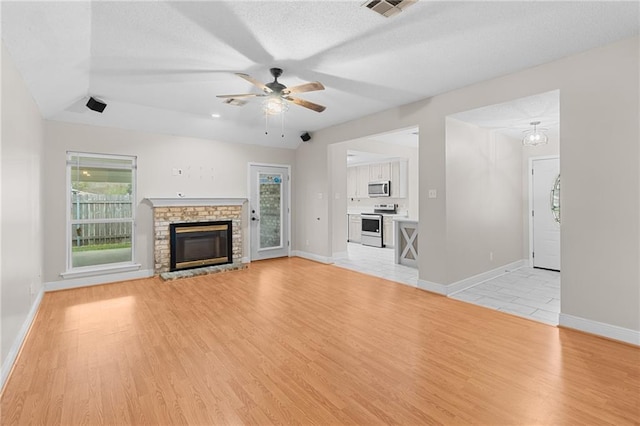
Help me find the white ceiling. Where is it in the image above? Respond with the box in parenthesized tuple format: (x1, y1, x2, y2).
(2, 1, 638, 149)
(450, 89, 560, 139)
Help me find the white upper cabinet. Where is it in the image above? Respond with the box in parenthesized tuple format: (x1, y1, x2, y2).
(392, 160, 408, 198)
(356, 165, 370, 198)
(347, 164, 371, 198)
(347, 159, 408, 199)
(369, 162, 391, 181)
(347, 166, 358, 198)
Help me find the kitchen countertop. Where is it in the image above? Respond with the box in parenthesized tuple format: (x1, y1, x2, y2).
(348, 209, 408, 218)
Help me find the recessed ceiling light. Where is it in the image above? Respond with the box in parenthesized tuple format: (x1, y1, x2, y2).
(211, 113, 221, 118)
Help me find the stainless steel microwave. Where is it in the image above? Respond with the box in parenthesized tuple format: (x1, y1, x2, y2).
(368, 180, 391, 197)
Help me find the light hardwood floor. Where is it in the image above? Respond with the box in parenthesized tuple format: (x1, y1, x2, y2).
(2, 257, 639, 424)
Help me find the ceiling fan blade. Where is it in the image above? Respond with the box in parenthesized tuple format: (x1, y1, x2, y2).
(283, 81, 325, 95)
(236, 73, 272, 93)
(286, 96, 326, 113)
(216, 93, 265, 99)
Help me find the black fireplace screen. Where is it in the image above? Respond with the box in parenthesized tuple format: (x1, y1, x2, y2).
(170, 221, 232, 271)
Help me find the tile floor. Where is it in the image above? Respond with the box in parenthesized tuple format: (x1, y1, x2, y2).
(450, 267, 560, 325)
(333, 243, 418, 287)
(334, 243, 560, 325)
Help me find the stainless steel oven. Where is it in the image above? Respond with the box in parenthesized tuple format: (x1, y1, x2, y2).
(361, 213, 383, 247)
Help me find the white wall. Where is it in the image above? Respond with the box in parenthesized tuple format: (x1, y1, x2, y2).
(445, 118, 523, 282)
(1, 44, 44, 366)
(43, 121, 295, 282)
(295, 37, 639, 333)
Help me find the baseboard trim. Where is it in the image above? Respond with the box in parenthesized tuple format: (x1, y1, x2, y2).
(447, 259, 526, 296)
(417, 259, 526, 296)
(242, 256, 250, 264)
(559, 313, 640, 346)
(416, 279, 448, 295)
(45, 269, 154, 292)
(332, 251, 348, 260)
(1, 289, 44, 393)
(292, 251, 333, 264)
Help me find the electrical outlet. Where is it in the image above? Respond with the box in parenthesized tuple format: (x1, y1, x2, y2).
(428, 189, 437, 199)
(489, 252, 494, 261)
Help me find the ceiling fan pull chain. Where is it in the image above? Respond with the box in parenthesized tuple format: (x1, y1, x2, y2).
(281, 112, 285, 138)
(265, 110, 269, 135)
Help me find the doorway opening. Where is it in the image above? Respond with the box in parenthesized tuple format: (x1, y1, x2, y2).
(329, 126, 419, 287)
(445, 89, 561, 325)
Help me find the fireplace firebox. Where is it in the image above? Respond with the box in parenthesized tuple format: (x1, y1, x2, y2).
(170, 221, 232, 272)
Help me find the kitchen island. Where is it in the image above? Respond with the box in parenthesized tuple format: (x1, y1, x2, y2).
(394, 218, 418, 267)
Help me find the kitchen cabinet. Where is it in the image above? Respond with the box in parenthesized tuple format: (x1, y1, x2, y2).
(347, 167, 358, 198)
(347, 160, 407, 199)
(356, 166, 369, 198)
(391, 160, 408, 198)
(369, 162, 391, 181)
(383, 216, 394, 247)
(347, 166, 369, 198)
(348, 214, 362, 243)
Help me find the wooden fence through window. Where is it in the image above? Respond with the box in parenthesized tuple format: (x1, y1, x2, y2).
(71, 193, 132, 247)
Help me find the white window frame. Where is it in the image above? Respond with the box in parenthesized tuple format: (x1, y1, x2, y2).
(63, 151, 139, 277)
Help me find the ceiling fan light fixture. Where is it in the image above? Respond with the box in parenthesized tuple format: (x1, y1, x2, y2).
(522, 121, 549, 146)
(263, 96, 289, 115)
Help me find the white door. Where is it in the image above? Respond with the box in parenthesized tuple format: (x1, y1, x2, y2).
(532, 157, 560, 271)
(249, 165, 290, 261)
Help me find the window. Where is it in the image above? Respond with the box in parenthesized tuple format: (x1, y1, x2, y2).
(67, 152, 136, 271)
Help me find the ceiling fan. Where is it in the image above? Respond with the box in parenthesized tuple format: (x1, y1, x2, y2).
(217, 68, 326, 113)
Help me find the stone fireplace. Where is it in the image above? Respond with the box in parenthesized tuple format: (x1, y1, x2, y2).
(146, 198, 246, 274)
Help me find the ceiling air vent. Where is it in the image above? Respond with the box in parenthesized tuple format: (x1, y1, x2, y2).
(362, 0, 417, 18)
(223, 98, 247, 107)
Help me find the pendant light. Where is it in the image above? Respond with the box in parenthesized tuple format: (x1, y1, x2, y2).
(522, 121, 548, 146)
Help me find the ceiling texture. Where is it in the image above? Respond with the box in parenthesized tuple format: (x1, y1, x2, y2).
(2, 1, 638, 149)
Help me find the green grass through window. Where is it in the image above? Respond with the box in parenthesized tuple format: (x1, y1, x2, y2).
(72, 243, 132, 252)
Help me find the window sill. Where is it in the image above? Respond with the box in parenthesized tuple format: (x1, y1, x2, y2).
(60, 263, 142, 280)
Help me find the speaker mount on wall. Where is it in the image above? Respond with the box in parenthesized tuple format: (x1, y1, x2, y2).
(300, 132, 311, 142)
(86, 97, 107, 113)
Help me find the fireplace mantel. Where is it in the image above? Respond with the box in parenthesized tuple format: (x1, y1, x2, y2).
(145, 197, 247, 207)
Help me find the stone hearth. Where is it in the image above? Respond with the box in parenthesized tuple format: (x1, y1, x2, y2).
(146, 198, 246, 274)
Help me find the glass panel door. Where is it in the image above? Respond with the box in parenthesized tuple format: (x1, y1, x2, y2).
(250, 165, 289, 261)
